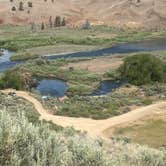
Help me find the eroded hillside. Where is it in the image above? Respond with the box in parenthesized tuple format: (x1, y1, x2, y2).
(0, 0, 166, 29)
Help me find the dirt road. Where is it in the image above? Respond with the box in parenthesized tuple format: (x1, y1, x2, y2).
(2, 89, 166, 137)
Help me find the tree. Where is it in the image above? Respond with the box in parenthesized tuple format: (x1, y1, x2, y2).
(11, 6, 16, 11)
(30, 22, 36, 32)
(41, 22, 45, 30)
(61, 17, 66, 26)
(118, 54, 166, 85)
(49, 16, 53, 28)
(0, 70, 25, 90)
(82, 20, 91, 29)
(28, 2, 33, 7)
(19, 1, 24, 11)
(54, 16, 61, 27)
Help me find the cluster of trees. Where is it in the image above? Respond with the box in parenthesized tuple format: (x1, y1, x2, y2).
(41, 16, 66, 30)
(10, 0, 67, 30)
(119, 54, 166, 85)
(11, 1, 33, 11)
(11, 0, 56, 11)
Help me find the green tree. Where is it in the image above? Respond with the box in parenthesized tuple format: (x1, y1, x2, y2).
(61, 17, 66, 26)
(19, 1, 24, 11)
(28, 2, 33, 7)
(41, 22, 45, 30)
(49, 16, 53, 28)
(119, 54, 166, 85)
(82, 20, 91, 29)
(54, 16, 61, 27)
(11, 6, 16, 11)
(0, 70, 25, 90)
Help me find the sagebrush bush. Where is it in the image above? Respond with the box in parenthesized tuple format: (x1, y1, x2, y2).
(0, 110, 166, 166)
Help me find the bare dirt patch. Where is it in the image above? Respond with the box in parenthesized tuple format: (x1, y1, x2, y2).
(63, 56, 123, 74)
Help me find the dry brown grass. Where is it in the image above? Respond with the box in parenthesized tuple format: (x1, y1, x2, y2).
(106, 114, 166, 148)
(63, 56, 123, 74)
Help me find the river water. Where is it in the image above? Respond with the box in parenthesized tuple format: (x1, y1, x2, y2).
(0, 38, 166, 97)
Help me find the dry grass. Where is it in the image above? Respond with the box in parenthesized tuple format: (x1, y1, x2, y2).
(63, 56, 123, 74)
(26, 44, 99, 56)
(112, 116, 166, 148)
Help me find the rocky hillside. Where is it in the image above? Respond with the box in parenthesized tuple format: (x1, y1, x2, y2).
(0, 0, 166, 29)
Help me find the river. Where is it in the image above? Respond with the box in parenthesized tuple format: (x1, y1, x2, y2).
(0, 38, 166, 97)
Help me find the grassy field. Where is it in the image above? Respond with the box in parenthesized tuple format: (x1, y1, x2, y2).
(114, 118, 166, 148)
(10, 44, 99, 61)
(0, 25, 166, 61)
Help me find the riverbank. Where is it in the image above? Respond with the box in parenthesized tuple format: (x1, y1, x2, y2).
(0, 25, 166, 61)
(18, 59, 102, 96)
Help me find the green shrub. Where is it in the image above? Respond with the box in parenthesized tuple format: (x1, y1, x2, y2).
(0, 70, 25, 90)
(10, 51, 39, 61)
(119, 54, 166, 85)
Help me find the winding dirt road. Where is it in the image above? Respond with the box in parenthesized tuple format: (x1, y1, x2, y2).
(2, 89, 166, 137)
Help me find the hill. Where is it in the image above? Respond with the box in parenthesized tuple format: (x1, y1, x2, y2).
(0, 0, 166, 29)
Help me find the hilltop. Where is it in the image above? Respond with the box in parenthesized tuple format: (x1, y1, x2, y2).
(0, 0, 166, 29)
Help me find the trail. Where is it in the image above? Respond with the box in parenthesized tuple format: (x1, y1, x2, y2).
(2, 89, 166, 137)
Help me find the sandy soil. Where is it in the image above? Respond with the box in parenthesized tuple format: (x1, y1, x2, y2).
(2, 89, 166, 138)
(63, 56, 123, 74)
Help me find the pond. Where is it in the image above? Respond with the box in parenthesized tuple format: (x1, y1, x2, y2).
(91, 80, 125, 96)
(36, 79, 125, 97)
(36, 79, 68, 98)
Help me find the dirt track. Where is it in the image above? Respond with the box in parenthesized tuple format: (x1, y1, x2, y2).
(2, 89, 166, 137)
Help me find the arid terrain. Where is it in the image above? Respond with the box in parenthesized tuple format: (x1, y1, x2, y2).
(2, 89, 166, 139)
(0, 0, 166, 29)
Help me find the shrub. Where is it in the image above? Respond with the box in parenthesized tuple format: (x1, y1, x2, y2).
(0, 70, 25, 90)
(0, 110, 108, 166)
(119, 54, 166, 85)
(0, 110, 166, 166)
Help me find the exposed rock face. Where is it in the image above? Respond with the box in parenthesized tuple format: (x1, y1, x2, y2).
(0, 0, 166, 29)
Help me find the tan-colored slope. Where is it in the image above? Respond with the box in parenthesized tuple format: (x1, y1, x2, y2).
(2, 89, 166, 138)
(0, 0, 166, 28)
